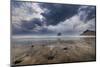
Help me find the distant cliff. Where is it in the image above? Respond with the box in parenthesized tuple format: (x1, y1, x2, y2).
(81, 30, 96, 35)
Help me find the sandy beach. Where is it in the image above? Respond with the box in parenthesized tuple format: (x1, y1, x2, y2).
(11, 37, 96, 66)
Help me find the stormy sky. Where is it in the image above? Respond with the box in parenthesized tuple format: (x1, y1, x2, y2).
(11, 1, 96, 36)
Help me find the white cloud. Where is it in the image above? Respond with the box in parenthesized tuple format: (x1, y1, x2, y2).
(87, 18, 95, 31)
(78, 6, 89, 21)
(12, 2, 48, 24)
(12, 2, 50, 33)
(46, 15, 86, 35)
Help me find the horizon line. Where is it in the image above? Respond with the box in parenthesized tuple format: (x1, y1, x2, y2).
(12, 35, 96, 39)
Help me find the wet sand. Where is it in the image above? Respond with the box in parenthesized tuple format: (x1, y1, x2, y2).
(11, 37, 96, 66)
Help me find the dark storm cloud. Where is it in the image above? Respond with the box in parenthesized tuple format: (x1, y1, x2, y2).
(39, 3, 80, 25)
